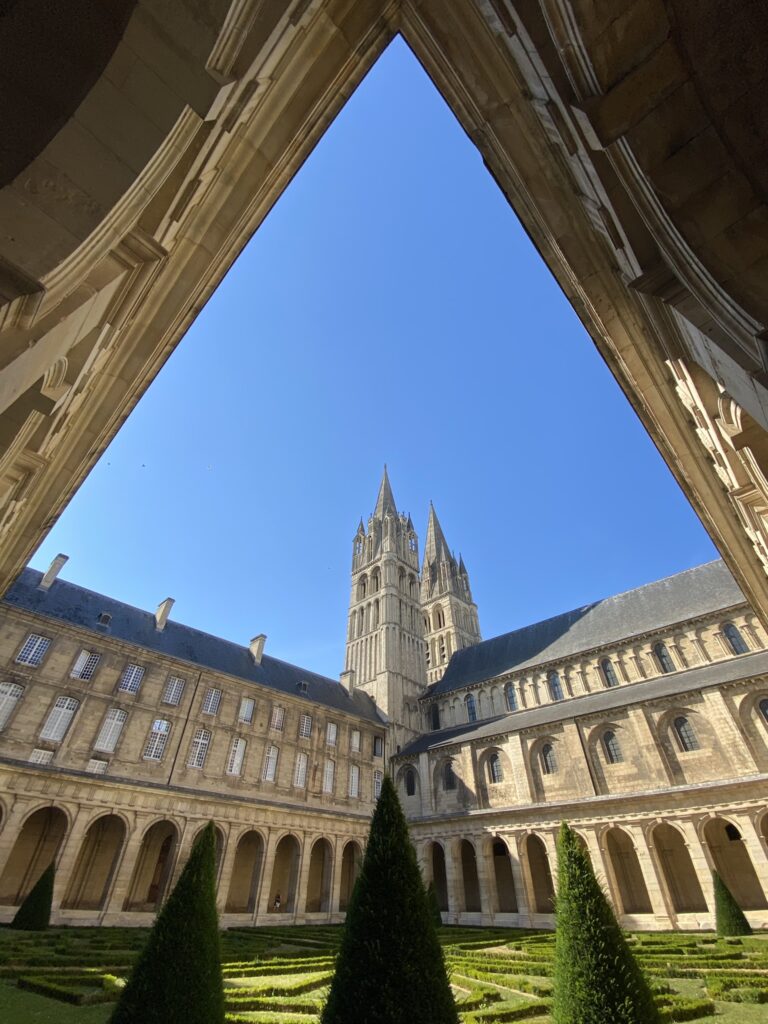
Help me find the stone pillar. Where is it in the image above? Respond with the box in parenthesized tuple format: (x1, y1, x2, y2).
(256, 830, 281, 921)
(506, 833, 531, 923)
(101, 815, 148, 922)
(475, 839, 493, 922)
(329, 835, 345, 918)
(507, 734, 534, 803)
(581, 828, 610, 894)
(293, 831, 312, 921)
(677, 819, 715, 919)
(50, 805, 91, 914)
(541, 830, 559, 894)
(166, 817, 196, 892)
(216, 823, 238, 913)
(623, 824, 672, 924)
(444, 839, 462, 923)
(731, 812, 768, 900)
(701, 690, 757, 773)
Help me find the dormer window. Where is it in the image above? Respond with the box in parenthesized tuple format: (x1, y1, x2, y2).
(97, 612, 112, 627)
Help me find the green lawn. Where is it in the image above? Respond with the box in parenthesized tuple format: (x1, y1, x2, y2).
(2, 925, 767, 1022)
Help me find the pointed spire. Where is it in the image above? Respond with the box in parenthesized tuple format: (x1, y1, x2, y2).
(374, 465, 397, 518)
(422, 501, 452, 570)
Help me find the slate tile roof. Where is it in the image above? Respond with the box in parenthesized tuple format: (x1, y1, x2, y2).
(428, 560, 745, 696)
(3, 568, 382, 724)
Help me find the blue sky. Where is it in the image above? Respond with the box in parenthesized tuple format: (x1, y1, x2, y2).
(30, 38, 717, 678)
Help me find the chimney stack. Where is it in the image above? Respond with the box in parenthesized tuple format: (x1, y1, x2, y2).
(250, 634, 266, 664)
(39, 553, 68, 590)
(340, 669, 356, 693)
(155, 597, 174, 631)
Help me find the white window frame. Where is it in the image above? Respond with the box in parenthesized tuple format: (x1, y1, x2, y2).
(29, 748, 54, 764)
(348, 763, 360, 798)
(293, 751, 308, 788)
(226, 736, 246, 776)
(350, 729, 361, 753)
(373, 769, 383, 799)
(238, 697, 255, 724)
(262, 744, 279, 782)
(161, 675, 186, 706)
(187, 727, 211, 769)
(40, 695, 79, 741)
(16, 633, 51, 667)
(322, 758, 335, 794)
(326, 721, 337, 747)
(93, 707, 127, 753)
(86, 758, 109, 774)
(70, 650, 101, 681)
(298, 713, 312, 739)
(0, 681, 24, 730)
(269, 705, 285, 732)
(201, 687, 222, 715)
(143, 719, 171, 760)
(117, 663, 145, 694)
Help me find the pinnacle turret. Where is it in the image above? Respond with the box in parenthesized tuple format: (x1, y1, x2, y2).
(374, 465, 397, 518)
(422, 502, 452, 571)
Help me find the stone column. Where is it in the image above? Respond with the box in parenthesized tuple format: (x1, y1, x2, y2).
(101, 814, 148, 922)
(701, 690, 757, 773)
(444, 839, 462, 924)
(624, 824, 672, 924)
(507, 734, 534, 803)
(506, 833, 530, 923)
(677, 818, 715, 920)
(293, 831, 312, 922)
(475, 839, 493, 923)
(515, 833, 537, 925)
(215, 822, 238, 913)
(329, 835, 345, 919)
(255, 829, 281, 922)
(166, 817, 196, 892)
(50, 805, 91, 914)
(541, 830, 559, 895)
(731, 812, 768, 899)
(581, 828, 610, 894)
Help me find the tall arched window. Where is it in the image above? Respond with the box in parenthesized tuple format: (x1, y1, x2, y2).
(600, 658, 619, 687)
(358, 575, 367, 599)
(430, 704, 440, 731)
(357, 608, 364, 637)
(434, 606, 445, 630)
(760, 697, 768, 723)
(654, 642, 675, 674)
(723, 622, 749, 655)
(372, 599, 379, 627)
(371, 570, 380, 592)
(443, 761, 457, 791)
(405, 767, 416, 796)
(465, 693, 477, 723)
(488, 753, 503, 784)
(602, 730, 623, 764)
(674, 716, 699, 752)
(505, 682, 517, 712)
(541, 743, 557, 775)
(548, 671, 563, 701)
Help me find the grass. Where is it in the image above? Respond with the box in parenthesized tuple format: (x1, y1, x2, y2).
(2, 925, 768, 1022)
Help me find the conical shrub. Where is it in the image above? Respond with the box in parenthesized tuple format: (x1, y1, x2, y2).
(714, 870, 752, 936)
(10, 862, 55, 930)
(110, 821, 224, 1024)
(321, 774, 457, 1024)
(553, 822, 659, 1024)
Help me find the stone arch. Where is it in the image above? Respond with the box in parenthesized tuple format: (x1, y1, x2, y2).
(0, 805, 68, 905)
(429, 841, 449, 912)
(490, 838, 518, 913)
(396, 763, 420, 804)
(269, 833, 300, 913)
(124, 819, 179, 912)
(459, 839, 481, 912)
(604, 827, 652, 914)
(339, 840, 362, 911)
(225, 830, 264, 913)
(651, 822, 707, 913)
(702, 816, 767, 910)
(62, 813, 126, 910)
(305, 837, 333, 913)
(524, 833, 554, 913)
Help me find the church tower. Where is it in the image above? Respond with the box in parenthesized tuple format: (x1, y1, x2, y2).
(420, 502, 481, 683)
(344, 468, 427, 750)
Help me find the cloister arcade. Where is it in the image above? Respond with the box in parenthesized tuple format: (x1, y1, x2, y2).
(0, 799, 364, 927)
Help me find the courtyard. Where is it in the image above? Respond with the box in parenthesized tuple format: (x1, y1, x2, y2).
(1, 925, 767, 1023)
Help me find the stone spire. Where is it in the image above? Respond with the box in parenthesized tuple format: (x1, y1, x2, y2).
(374, 464, 397, 518)
(422, 501, 451, 570)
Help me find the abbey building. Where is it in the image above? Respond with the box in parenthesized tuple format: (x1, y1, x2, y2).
(0, 469, 767, 931)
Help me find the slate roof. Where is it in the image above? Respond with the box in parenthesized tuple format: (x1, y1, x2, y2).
(3, 568, 382, 723)
(429, 560, 745, 696)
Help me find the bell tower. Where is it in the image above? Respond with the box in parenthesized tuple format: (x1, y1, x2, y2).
(420, 502, 481, 683)
(344, 467, 427, 749)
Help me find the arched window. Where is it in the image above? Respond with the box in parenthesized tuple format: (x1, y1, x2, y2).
(405, 768, 416, 796)
(371, 570, 380, 592)
(541, 743, 557, 775)
(674, 716, 699, 752)
(465, 693, 477, 723)
(723, 622, 748, 655)
(600, 658, 619, 687)
(724, 823, 741, 842)
(439, 636, 447, 663)
(443, 761, 457, 791)
(434, 606, 445, 630)
(430, 704, 440, 731)
(548, 671, 563, 701)
(488, 753, 503, 784)
(372, 599, 379, 627)
(760, 697, 768, 723)
(654, 642, 675, 674)
(602, 730, 623, 764)
(358, 575, 367, 599)
(505, 682, 517, 712)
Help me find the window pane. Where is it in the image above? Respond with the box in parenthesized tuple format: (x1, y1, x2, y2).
(29, 748, 54, 764)
(505, 683, 517, 712)
(489, 754, 503, 783)
(118, 664, 145, 694)
(293, 751, 308, 787)
(270, 706, 285, 731)
(202, 687, 222, 715)
(299, 714, 312, 739)
(654, 643, 674, 674)
(465, 694, 477, 722)
(143, 719, 170, 760)
(71, 650, 101, 681)
(226, 737, 246, 775)
(322, 758, 335, 793)
(542, 743, 557, 775)
(405, 768, 415, 796)
(40, 695, 79, 741)
(93, 708, 127, 753)
(603, 730, 623, 764)
(601, 659, 618, 687)
(373, 735, 383, 757)
(548, 672, 563, 701)
(263, 744, 278, 782)
(373, 770, 383, 799)
(350, 729, 361, 752)
(87, 758, 108, 774)
(326, 722, 337, 746)
(674, 716, 699, 752)
(187, 727, 211, 768)
(162, 676, 186, 705)
(723, 623, 749, 655)
(238, 697, 255, 723)
(16, 634, 51, 666)
(444, 762, 456, 790)
(0, 682, 24, 730)
(348, 763, 360, 797)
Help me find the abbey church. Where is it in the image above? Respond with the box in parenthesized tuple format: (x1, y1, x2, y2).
(1, 467, 767, 932)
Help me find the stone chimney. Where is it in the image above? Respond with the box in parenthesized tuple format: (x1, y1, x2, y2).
(155, 597, 174, 631)
(39, 553, 68, 590)
(250, 634, 266, 664)
(340, 669, 356, 693)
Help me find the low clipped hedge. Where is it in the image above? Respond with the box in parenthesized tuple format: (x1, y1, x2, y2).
(17, 973, 116, 1005)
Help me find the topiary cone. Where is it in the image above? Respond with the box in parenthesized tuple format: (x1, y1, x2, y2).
(110, 821, 224, 1024)
(10, 862, 55, 930)
(553, 822, 659, 1024)
(321, 774, 457, 1024)
(713, 870, 752, 936)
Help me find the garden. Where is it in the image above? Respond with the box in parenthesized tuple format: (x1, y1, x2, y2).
(1, 923, 768, 1023)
